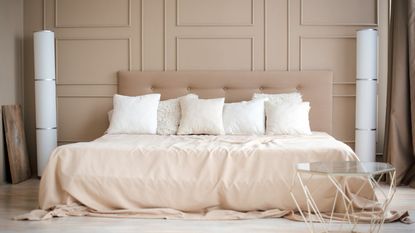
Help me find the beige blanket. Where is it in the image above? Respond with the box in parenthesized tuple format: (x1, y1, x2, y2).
(16, 133, 409, 221)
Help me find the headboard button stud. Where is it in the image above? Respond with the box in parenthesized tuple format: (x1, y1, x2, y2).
(187, 87, 191, 92)
(223, 87, 228, 91)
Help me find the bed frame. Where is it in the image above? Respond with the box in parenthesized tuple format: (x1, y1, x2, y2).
(117, 71, 333, 133)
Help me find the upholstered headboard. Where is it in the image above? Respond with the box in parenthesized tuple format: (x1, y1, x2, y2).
(118, 71, 333, 133)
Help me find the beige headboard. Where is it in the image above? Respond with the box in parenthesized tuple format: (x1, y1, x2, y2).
(118, 71, 333, 133)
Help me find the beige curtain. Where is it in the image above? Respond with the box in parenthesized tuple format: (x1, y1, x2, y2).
(384, 0, 415, 187)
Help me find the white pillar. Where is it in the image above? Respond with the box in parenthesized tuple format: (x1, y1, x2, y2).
(34, 30, 57, 176)
(355, 29, 378, 162)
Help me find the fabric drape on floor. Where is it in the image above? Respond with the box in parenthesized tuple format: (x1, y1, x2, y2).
(384, 0, 415, 187)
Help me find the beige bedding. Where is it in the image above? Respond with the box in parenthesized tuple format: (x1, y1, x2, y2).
(31, 132, 361, 218)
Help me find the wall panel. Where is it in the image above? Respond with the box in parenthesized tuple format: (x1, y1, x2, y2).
(142, 0, 165, 70)
(1, 0, 24, 182)
(56, 38, 130, 84)
(300, 37, 356, 83)
(265, 0, 288, 70)
(55, 0, 130, 27)
(176, 37, 253, 70)
(177, 0, 253, 26)
(333, 84, 356, 96)
(301, 0, 377, 26)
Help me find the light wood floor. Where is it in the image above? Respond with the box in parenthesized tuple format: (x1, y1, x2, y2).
(0, 179, 414, 233)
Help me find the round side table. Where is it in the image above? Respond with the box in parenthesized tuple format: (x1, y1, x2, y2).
(290, 161, 396, 233)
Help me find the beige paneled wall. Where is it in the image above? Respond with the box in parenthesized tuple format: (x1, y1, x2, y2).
(1, 0, 24, 183)
(23, 0, 388, 173)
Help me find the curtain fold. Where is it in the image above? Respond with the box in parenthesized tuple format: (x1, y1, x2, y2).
(384, 0, 415, 187)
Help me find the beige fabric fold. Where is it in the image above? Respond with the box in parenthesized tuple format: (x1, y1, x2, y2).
(14, 203, 293, 221)
(14, 133, 410, 223)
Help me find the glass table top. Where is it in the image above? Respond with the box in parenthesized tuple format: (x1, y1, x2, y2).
(296, 161, 395, 175)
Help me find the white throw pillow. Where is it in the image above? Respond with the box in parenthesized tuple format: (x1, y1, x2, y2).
(107, 94, 198, 135)
(157, 94, 198, 135)
(252, 92, 302, 105)
(107, 94, 160, 134)
(223, 99, 265, 135)
(177, 98, 225, 135)
(266, 101, 312, 135)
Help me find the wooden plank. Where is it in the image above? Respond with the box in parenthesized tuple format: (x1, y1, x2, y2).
(1, 105, 31, 184)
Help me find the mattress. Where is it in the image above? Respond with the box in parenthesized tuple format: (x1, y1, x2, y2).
(36, 132, 360, 219)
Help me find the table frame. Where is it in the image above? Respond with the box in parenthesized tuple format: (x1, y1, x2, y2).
(290, 166, 396, 233)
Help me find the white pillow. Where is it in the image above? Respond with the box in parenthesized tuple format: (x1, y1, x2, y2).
(107, 94, 160, 134)
(266, 101, 312, 135)
(107, 94, 198, 135)
(223, 99, 265, 135)
(177, 98, 225, 135)
(252, 92, 302, 105)
(157, 94, 198, 135)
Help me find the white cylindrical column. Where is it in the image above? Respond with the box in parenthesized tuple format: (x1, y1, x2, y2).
(34, 30, 57, 176)
(355, 29, 378, 162)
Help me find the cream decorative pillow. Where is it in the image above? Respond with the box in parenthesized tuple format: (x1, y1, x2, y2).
(107, 94, 160, 134)
(266, 101, 312, 135)
(177, 98, 225, 135)
(223, 99, 265, 135)
(252, 92, 302, 105)
(107, 94, 198, 135)
(157, 94, 198, 135)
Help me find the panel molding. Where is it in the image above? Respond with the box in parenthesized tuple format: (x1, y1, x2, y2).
(333, 82, 356, 85)
(175, 36, 254, 71)
(300, 0, 378, 26)
(299, 35, 356, 71)
(54, 0, 132, 28)
(176, 0, 254, 26)
(56, 84, 118, 86)
(43, 0, 46, 29)
(141, 0, 166, 71)
(333, 95, 356, 98)
(264, 0, 267, 70)
(343, 140, 355, 143)
(301, 36, 357, 96)
(55, 37, 132, 85)
(57, 96, 113, 98)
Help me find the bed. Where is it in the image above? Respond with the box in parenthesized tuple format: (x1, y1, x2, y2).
(34, 71, 365, 220)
